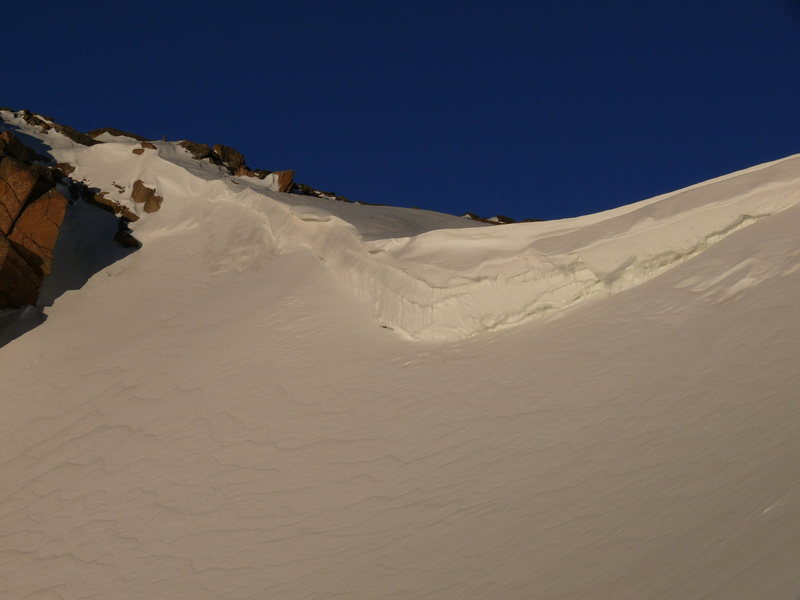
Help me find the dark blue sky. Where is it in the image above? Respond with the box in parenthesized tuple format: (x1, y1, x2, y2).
(6, 1, 800, 220)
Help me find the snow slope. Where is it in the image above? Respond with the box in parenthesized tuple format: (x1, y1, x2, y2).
(4, 109, 798, 341)
(1, 111, 799, 599)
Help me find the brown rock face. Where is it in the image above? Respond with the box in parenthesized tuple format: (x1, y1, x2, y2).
(132, 148, 145, 155)
(0, 156, 48, 234)
(144, 195, 163, 213)
(180, 140, 213, 160)
(0, 133, 71, 307)
(61, 175, 140, 225)
(19, 110, 53, 134)
(180, 140, 298, 191)
(8, 189, 68, 278)
(0, 233, 8, 277)
(276, 170, 295, 193)
(0, 131, 41, 163)
(131, 180, 163, 213)
(15, 110, 99, 146)
(213, 144, 246, 171)
(131, 180, 149, 203)
(53, 123, 101, 146)
(0, 234, 41, 308)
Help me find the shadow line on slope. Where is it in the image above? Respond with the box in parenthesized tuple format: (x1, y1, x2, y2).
(0, 123, 140, 348)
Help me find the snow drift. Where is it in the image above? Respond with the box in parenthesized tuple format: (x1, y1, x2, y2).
(2, 108, 798, 341)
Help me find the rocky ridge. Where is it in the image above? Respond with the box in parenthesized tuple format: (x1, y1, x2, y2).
(0, 107, 536, 311)
(0, 108, 319, 309)
(177, 140, 296, 192)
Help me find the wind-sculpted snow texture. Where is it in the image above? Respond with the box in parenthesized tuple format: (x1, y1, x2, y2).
(2, 110, 800, 599)
(2, 109, 798, 341)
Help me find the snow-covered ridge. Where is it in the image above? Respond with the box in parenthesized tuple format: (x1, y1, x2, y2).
(3, 109, 799, 341)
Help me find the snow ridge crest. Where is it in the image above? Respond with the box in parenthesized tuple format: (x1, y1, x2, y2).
(2, 107, 799, 341)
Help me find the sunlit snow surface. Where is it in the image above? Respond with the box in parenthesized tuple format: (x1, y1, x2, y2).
(1, 111, 800, 599)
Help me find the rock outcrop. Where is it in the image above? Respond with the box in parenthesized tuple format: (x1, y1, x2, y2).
(18, 110, 100, 147)
(179, 140, 214, 161)
(0, 156, 42, 233)
(291, 182, 351, 203)
(86, 189, 139, 222)
(2, 109, 326, 309)
(180, 140, 249, 175)
(0, 130, 43, 163)
(0, 234, 41, 307)
(5, 107, 473, 218)
(132, 141, 158, 156)
(213, 144, 246, 172)
(487, 215, 516, 224)
(131, 180, 163, 213)
(461, 212, 541, 225)
(56, 162, 75, 175)
(276, 169, 295, 193)
(7, 188, 68, 278)
(87, 127, 149, 142)
(178, 140, 294, 190)
(0, 132, 69, 307)
(114, 219, 141, 249)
